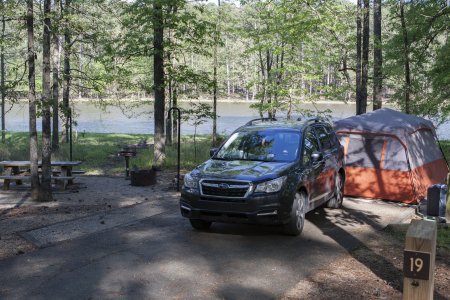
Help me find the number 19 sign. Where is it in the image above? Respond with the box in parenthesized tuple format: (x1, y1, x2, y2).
(403, 250, 431, 280)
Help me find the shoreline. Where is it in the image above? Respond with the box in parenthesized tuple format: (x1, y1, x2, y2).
(11, 97, 360, 105)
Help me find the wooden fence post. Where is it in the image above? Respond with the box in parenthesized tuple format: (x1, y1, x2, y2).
(403, 219, 437, 300)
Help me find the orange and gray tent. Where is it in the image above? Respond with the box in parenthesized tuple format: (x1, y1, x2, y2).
(334, 108, 448, 204)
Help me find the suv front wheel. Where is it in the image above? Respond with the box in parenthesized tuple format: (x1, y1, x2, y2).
(283, 192, 307, 236)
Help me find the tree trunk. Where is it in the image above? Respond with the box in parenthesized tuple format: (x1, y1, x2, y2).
(266, 49, 272, 118)
(27, 0, 40, 201)
(52, 0, 61, 151)
(1, 2, 5, 143)
(400, 0, 411, 114)
(40, 0, 53, 202)
(342, 51, 352, 101)
(225, 39, 231, 98)
(166, 53, 172, 145)
(355, 0, 362, 114)
(78, 39, 83, 99)
(173, 87, 178, 142)
(258, 49, 265, 118)
(360, 0, 369, 115)
(372, 0, 382, 110)
(62, 0, 71, 143)
(152, 1, 165, 167)
(212, 0, 220, 146)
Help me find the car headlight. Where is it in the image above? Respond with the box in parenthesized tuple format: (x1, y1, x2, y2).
(184, 172, 198, 189)
(254, 176, 286, 193)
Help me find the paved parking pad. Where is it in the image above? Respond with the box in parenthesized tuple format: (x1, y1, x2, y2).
(0, 198, 414, 299)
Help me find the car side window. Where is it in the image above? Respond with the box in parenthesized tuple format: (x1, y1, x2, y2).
(324, 124, 340, 148)
(303, 129, 320, 166)
(314, 126, 332, 151)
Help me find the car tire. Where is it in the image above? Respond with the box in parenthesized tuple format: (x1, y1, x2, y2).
(327, 173, 344, 209)
(283, 192, 307, 236)
(189, 219, 212, 230)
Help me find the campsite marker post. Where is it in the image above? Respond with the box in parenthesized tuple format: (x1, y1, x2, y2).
(403, 219, 437, 300)
(446, 173, 450, 221)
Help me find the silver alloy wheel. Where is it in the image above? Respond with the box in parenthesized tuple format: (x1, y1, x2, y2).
(335, 174, 343, 206)
(295, 193, 305, 230)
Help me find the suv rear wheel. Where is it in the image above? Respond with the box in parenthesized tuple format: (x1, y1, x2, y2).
(327, 173, 344, 209)
(189, 219, 212, 230)
(283, 192, 307, 236)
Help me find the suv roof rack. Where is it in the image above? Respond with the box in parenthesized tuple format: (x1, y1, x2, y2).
(297, 116, 326, 124)
(245, 118, 277, 126)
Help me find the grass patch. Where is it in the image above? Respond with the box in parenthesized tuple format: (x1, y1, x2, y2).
(0, 132, 217, 175)
(386, 223, 450, 249)
(437, 225, 450, 249)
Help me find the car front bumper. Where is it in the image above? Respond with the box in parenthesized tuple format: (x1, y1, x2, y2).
(180, 189, 292, 225)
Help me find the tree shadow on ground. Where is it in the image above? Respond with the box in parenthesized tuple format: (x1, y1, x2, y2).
(309, 207, 447, 299)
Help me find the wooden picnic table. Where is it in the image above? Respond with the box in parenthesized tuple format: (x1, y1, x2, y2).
(0, 160, 82, 190)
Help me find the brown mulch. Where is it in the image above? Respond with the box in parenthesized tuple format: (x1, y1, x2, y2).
(281, 228, 450, 300)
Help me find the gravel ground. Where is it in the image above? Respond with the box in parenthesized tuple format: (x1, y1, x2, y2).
(1, 173, 449, 299)
(0, 171, 178, 259)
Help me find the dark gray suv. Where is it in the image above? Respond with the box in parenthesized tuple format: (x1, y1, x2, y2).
(180, 118, 345, 235)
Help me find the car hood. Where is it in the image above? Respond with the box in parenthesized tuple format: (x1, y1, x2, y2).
(195, 159, 292, 179)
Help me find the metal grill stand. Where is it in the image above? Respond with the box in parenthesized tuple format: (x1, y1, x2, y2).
(118, 146, 137, 179)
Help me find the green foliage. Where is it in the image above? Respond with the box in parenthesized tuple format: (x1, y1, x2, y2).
(0, 132, 213, 174)
(384, 0, 450, 122)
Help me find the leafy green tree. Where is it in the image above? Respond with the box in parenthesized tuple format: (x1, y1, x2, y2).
(182, 102, 214, 160)
(385, 0, 449, 121)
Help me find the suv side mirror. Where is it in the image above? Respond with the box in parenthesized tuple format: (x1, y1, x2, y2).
(311, 151, 323, 163)
(210, 148, 218, 157)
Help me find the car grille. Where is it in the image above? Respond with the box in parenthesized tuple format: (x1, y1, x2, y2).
(200, 180, 251, 198)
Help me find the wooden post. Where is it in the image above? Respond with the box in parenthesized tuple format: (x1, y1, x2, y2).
(403, 219, 437, 300)
(446, 173, 450, 220)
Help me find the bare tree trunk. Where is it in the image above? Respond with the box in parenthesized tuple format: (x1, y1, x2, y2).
(400, 0, 411, 114)
(372, 0, 382, 110)
(360, 0, 369, 114)
(62, 0, 71, 143)
(27, 0, 40, 201)
(342, 51, 352, 101)
(258, 49, 265, 118)
(226, 42, 230, 97)
(212, 0, 220, 146)
(40, 0, 53, 201)
(78, 39, 83, 99)
(52, 0, 61, 151)
(152, 1, 165, 167)
(266, 49, 273, 118)
(166, 52, 172, 145)
(1, 2, 5, 143)
(356, 0, 362, 114)
(173, 87, 178, 142)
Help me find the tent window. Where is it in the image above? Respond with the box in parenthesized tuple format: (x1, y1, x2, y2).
(346, 136, 384, 169)
(408, 130, 442, 168)
(383, 139, 408, 171)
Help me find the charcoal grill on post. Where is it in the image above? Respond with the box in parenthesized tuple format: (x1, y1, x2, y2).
(118, 146, 137, 179)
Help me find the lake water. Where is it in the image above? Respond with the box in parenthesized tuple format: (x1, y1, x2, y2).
(7, 101, 450, 139)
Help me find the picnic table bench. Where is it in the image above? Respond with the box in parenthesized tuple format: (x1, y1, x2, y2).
(0, 161, 82, 190)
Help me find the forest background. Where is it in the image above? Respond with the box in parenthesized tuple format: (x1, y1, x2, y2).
(0, 0, 448, 201)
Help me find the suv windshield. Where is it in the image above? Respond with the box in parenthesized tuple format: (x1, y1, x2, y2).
(215, 129, 300, 162)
